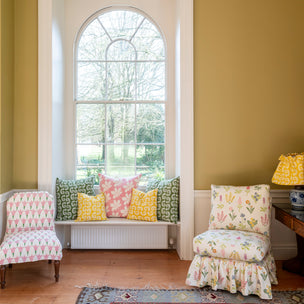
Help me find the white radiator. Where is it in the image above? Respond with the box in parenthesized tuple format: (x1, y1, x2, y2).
(70, 219, 170, 249)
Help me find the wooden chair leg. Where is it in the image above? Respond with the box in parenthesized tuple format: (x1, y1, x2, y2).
(48, 260, 52, 264)
(54, 260, 60, 282)
(8, 264, 12, 268)
(1, 265, 6, 289)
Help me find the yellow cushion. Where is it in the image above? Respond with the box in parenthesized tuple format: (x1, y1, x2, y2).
(75, 193, 107, 222)
(127, 188, 158, 222)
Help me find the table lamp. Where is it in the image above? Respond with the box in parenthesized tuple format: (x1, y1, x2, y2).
(272, 152, 304, 210)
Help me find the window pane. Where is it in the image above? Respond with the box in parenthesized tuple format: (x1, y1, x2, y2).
(136, 144, 165, 184)
(137, 62, 165, 100)
(106, 145, 135, 176)
(107, 62, 135, 100)
(106, 104, 135, 143)
(76, 166, 103, 184)
(77, 62, 106, 100)
(132, 19, 165, 60)
(136, 166, 165, 185)
(78, 19, 110, 60)
(98, 11, 144, 40)
(136, 145, 164, 167)
(77, 145, 105, 166)
(107, 40, 136, 61)
(136, 104, 165, 143)
(76, 104, 105, 144)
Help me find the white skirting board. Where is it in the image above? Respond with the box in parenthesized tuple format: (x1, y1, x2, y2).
(71, 224, 169, 249)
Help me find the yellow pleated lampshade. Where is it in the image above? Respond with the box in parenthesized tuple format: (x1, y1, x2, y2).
(272, 153, 304, 186)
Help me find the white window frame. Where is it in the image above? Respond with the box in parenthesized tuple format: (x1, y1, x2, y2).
(74, 7, 167, 182)
(38, 0, 193, 260)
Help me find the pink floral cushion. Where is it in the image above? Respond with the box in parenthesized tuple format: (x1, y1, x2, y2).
(98, 174, 142, 217)
(0, 230, 62, 265)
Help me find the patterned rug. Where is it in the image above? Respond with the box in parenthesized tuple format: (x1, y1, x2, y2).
(75, 286, 304, 304)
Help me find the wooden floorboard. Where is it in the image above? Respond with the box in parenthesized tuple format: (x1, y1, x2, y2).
(0, 249, 303, 303)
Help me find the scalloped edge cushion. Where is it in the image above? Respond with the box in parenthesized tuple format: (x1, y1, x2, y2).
(127, 188, 158, 222)
(75, 193, 107, 222)
(55, 176, 95, 221)
(146, 176, 180, 223)
(98, 174, 142, 217)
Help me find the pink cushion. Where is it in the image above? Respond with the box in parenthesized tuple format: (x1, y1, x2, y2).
(98, 174, 141, 217)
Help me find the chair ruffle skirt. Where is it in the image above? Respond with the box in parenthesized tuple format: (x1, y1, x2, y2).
(186, 251, 278, 300)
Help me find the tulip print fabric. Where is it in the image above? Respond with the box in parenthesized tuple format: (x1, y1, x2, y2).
(0, 192, 62, 266)
(55, 176, 95, 221)
(127, 188, 158, 222)
(146, 176, 179, 223)
(209, 184, 271, 236)
(186, 251, 278, 299)
(75, 193, 107, 222)
(98, 174, 141, 217)
(186, 184, 278, 299)
(193, 229, 270, 262)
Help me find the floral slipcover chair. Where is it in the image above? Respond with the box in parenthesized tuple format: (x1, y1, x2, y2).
(0, 192, 62, 288)
(186, 185, 278, 299)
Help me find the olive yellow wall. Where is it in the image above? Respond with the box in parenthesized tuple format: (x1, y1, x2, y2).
(194, 0, 304, 189)
(13, 0, 38, 189)
(0, 0, 14, 193)
(1, 0, 304, 192)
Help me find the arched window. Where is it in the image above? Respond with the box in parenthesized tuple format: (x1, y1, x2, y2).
(75, 8, 166, 184)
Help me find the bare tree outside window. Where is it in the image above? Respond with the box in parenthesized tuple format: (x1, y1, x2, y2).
(75, 9, 166, 184)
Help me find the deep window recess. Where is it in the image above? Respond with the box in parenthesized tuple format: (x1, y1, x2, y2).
(75, 9, 166, 184)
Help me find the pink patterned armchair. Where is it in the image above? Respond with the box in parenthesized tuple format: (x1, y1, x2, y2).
(0, 192, 62, 288)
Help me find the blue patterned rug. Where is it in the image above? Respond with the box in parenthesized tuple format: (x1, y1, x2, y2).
(75, 286, 304, 304)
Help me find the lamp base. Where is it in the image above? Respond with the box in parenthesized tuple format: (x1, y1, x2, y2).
(290, 189, 304, 211)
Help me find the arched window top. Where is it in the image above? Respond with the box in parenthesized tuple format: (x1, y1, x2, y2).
(75, 7, 166, 102)
(77, 9, 165, 62)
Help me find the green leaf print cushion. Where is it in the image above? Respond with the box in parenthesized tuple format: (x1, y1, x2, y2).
(146, 176, 180, 223)
(55, 176, 95, 221)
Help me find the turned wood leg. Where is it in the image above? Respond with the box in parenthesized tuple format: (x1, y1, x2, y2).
(283, 234, 304, 275)
(54, 260, 60, 282)
(0, 265, 6, 289)
(48, 260, 52, 264)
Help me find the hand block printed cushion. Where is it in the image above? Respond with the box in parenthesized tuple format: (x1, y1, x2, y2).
(146, 176, 179, 223)
(75, 193, 107, 222)
(98, 174, 141, 217)
(56, 176, 95, 221)
(127, 188, 158, 222)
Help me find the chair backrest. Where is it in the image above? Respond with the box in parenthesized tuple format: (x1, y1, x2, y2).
(209, 184, 271, 237)
(6, 192, 55, 235)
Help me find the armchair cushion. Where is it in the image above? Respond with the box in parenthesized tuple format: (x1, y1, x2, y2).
(0, 230, 62, 265)
(194, 229, 270, 262)
(209, 184, 271, 236)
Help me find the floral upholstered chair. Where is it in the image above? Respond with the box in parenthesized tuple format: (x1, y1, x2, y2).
(0, 192, 62, 288)
(186, 185, 278, 299)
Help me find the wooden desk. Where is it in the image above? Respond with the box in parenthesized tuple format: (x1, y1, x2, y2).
(273, 203, 304, 275)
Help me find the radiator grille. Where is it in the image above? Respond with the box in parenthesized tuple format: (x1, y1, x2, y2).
(71, 224, 168, 249)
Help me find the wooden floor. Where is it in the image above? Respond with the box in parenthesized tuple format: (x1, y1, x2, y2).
(0, 249, 304, 304)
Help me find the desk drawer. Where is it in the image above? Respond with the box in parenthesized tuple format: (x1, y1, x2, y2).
(275, 211, 292, 228)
